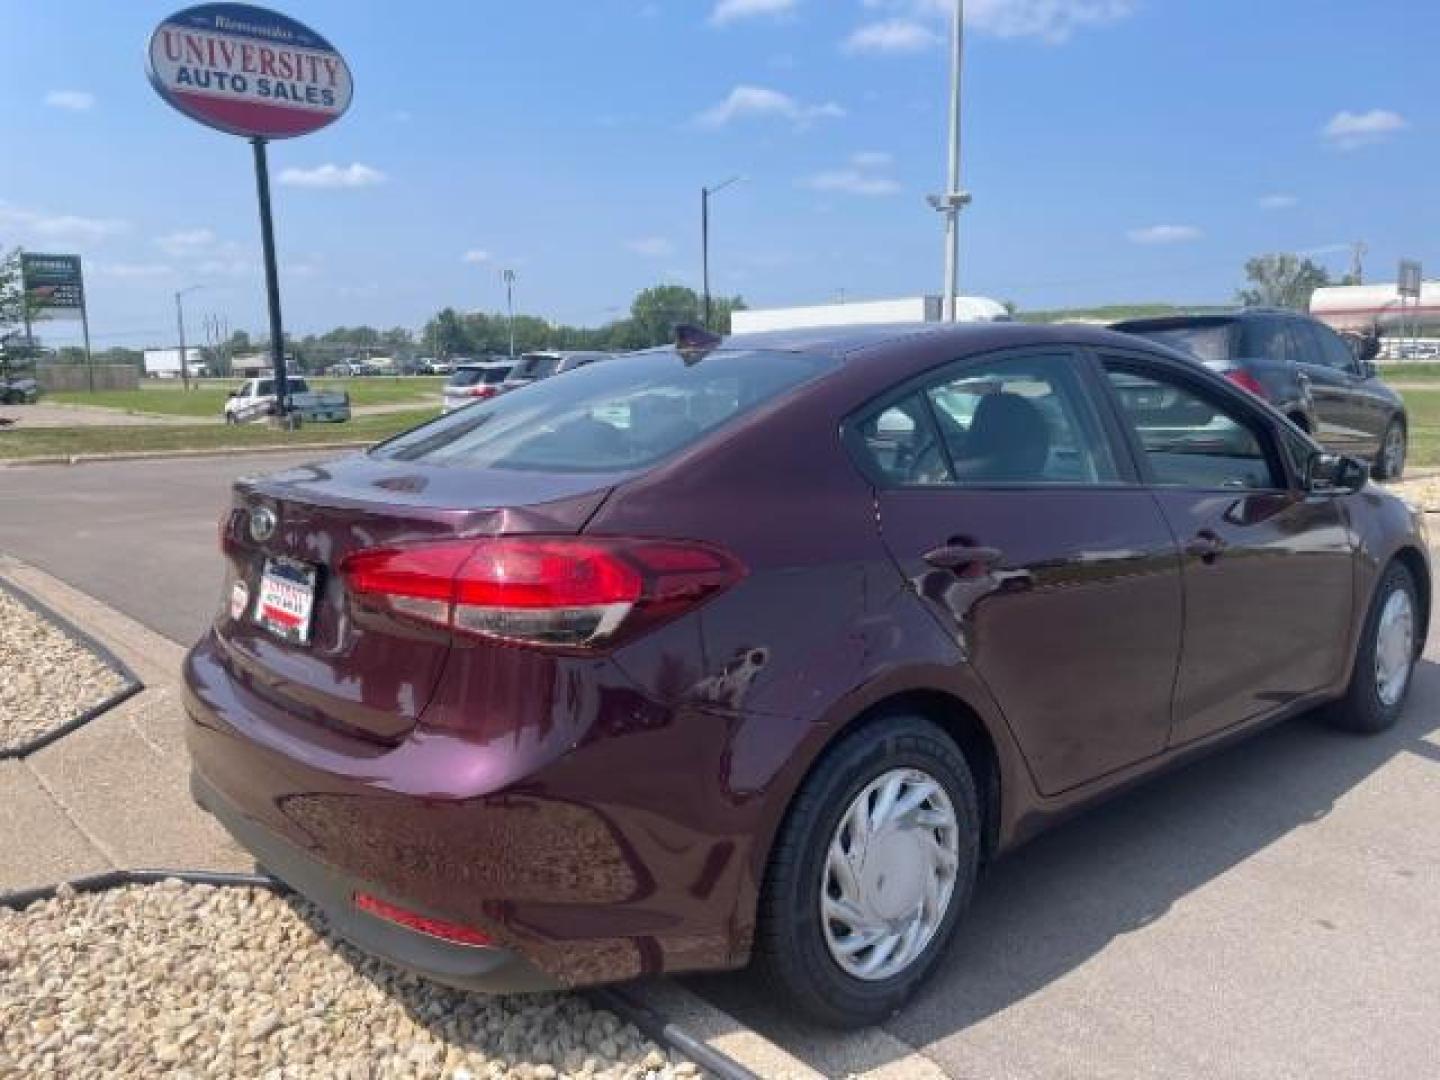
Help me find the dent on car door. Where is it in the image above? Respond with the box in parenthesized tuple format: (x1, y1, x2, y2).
(1099, 356, 1354, 747)
(856, 349, 1183, 796)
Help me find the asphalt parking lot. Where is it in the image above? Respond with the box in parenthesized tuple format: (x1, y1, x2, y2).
(3, 451, 1438, 1079)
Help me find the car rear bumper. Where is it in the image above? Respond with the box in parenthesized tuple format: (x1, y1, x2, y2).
(183, 630, 755, 989)
(190, 767, 557, 993)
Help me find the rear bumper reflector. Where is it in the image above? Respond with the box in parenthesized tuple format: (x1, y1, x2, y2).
(352, 891, 493, 948)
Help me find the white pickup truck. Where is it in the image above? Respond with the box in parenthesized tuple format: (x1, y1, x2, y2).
(223, 376, 351, 424)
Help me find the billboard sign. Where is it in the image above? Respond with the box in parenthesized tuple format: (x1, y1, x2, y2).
(20, 253, 85, 319)
(146, 3, 353, 139)
(1399, 259, 1423, 299)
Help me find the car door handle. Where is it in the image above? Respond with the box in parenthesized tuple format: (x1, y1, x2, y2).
(923, 544, 1005, 571)
(1185, 530, 1227, 563)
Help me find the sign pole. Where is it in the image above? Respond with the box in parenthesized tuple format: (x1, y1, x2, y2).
(79, 262, 94, 392)
(251, 136, 288, 419)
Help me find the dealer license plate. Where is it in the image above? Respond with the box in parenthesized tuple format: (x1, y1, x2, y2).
(255, 558, 318, 644)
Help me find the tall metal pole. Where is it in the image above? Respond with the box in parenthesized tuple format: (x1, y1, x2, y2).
(79, 262, 94, 392)
(702, 187, 711, 330)
(503, 269, 517, 359)
(175, 289, 191, 391)
(942, 0, 965, 322)
(251, 137, 288, 417)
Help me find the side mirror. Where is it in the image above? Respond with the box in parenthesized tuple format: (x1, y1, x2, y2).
(1306, 451, 1368, 495)
(1359, 335, 1381, 365)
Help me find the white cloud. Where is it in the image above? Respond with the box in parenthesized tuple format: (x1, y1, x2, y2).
(1127, 224, 1203, 245)
(1322, 109, 1408, 150)
(851, 150, 894, 168)
(856, 0, 1135, 45)
(800, 169, 901, 196)
(155, 228, 217, 257)
(1258, 194, 1298, 210)
(710, 0, 797, 26)
(695, 84, 845, 129)
(627, 237, 675, 257)
(0, 202, 130, 245)
(277, 163, 387, 189)
(843, 19, 942, 53)
(461, 249, 493, 264)
(45, 90, 95, 111)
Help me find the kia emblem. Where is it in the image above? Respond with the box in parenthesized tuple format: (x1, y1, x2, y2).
(249, 507, 278, 544)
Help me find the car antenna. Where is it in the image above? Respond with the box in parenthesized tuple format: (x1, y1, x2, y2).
(674, 324, 723, 365)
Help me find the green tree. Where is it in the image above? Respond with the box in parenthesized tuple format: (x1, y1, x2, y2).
(423, 308, 472, 358)
(0, 250, 39, 378)
(1237, 254, 1332, 310)
(629, 286, 703, 347)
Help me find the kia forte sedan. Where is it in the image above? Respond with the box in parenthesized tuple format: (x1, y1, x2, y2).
(185, 322, 1428, 1026)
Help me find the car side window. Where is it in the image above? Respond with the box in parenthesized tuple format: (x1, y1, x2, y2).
(856, 395, 953, 486)
(923, 355, 1119, 484)
(1103, 363, 1284, 491)
(1313, 324, 1359, 373)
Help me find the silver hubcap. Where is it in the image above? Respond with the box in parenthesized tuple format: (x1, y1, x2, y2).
(1385, 426, 1405, 475)
(1375, 588, 1415, 707)
(821, 768, 959, 982)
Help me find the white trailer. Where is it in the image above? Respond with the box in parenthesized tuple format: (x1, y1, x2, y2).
(730, 295, 1009, 335)
(143, 348, 208, 379)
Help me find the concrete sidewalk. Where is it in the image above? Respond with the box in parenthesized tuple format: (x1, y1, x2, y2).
(0, 556, 251, 893)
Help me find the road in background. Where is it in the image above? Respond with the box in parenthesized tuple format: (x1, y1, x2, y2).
(2, 451, 1439, 1078)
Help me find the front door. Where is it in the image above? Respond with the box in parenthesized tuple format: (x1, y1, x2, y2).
(1292, 320, 1383, 456)
(1099, 355, 1355, 746)
(855, 349, 1184, 796)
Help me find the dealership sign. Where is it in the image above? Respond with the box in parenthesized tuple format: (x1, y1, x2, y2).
(20, 253, 85, 318)
(146, 3, 353, 139)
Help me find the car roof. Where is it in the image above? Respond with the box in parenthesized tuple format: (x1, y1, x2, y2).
(455, 361, 511, 370)
(720, 320, 1154, 362)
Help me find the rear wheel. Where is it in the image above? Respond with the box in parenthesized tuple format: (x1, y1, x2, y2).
(1325, 561, 1418, 734)
(1373, 419, 1407, 481)
(753, 716, 981, 1027)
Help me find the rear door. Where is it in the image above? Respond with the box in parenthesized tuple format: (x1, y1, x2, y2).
(856, 348, 1183, 796)
(1097, 350, 1353, 746)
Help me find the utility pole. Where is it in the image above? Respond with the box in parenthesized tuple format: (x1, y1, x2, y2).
(701, 175, 743, 331)
(1350, 241, 1368, 285)
(175, 285, 202, 391)
(928, 0, 971, 322)
(503, 269, 517, 360)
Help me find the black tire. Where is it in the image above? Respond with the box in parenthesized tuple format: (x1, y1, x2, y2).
(752, 715, 981, 1027)
(1325, 561, 1419, 734)
(1372, 419, 1407, 481)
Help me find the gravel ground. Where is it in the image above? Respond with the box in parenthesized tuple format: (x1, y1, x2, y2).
(0, 588, 128, 751)
(0, 881, 695, 1079)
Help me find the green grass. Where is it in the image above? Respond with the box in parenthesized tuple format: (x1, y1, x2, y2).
(48, 377, 445, 418)
(1378, 363, 1440, 380)
(1399, 388, 1440, 468)
(0, 409, 436, 461)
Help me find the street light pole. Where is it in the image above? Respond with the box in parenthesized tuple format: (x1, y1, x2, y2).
(929, 0, 971, 322)
(701, 175, 743, 331)
(503, 269, 517, 360)
(175, 284, 203, 391)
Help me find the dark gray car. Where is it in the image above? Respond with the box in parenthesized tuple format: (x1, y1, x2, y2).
(500, 351, 614, 393)
(1114, 309, 1407, 479)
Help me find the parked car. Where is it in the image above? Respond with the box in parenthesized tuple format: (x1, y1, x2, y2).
(187, 323, 1428, 1027)
(1114, 308, 1408, 479)
(441, 361, 514, 413)
(500, 350, 613, 392)
(418, 358, 456, 376)
(224, 376, 351, 424)
(0, 376, 40, 404)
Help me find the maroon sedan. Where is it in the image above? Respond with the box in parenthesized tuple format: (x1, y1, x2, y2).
(186, 323, 1429, 1026)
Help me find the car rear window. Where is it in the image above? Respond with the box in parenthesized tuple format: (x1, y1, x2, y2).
(1124, 324, 1233, 368)
(516, 355, 561, 379)
(481, 365, 512, 384)
(374, 349, 834, 472)
(448, 369, 485, 388)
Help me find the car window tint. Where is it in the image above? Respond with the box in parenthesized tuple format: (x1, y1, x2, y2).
(1239, 318, 1291, 365)
(481, 366, 512, 384)
(1314, 324, 1358, 372)
(1125, 324, 1233, 367)
(290, 378, 309, 393)
(449, 369, 484, 387)
(924, 354, 1119, 485)
(375, 349, 833, 472)
(1104, 366, 1282, 491)
(256, 380, 273, 396)
(855, 394, 953, 485)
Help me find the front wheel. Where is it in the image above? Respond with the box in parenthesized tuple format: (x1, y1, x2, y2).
(1325, 561, 1419, 734)
(1373, 419, 1407, 481)
(753, 716, 981, 1027)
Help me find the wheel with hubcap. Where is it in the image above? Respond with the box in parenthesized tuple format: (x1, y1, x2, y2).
(754, 716, 980, 1027)
(1326, 561, 1419, 734)
(1373, 419, 1407, 481)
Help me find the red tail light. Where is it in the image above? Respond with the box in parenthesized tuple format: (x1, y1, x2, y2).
(468, 385, 497, 399)
(341, 536, 745, 651)
(1224, 368, 1267, 398)
(352, 892, 492, 947)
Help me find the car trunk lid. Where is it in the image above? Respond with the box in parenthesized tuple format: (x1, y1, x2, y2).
(215, 452, 621, 742)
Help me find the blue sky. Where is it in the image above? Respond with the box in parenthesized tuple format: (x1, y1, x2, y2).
(2, 0, 1435, 348)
